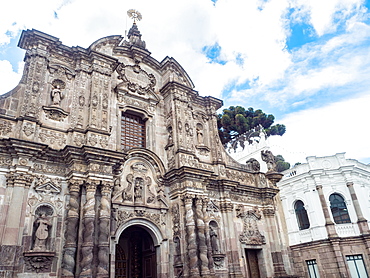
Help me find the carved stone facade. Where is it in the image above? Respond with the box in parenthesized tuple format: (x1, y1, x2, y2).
(0, 24, 296, 277)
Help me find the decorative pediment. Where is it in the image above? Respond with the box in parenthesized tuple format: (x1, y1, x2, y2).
(34, 175, 61, 195)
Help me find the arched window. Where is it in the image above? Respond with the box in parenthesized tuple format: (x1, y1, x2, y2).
(294, 200, 310, 230)
(329, 193, 351, 224)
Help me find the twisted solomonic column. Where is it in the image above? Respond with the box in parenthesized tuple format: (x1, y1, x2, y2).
(80, 180, 98, 277)
(195, 198, 210, 276)
(62, 179, 83, 277)
(183, 195, 200, 277)
(97, 181, 113, 277)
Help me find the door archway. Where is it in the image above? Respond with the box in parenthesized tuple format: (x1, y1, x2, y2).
(115, 226, 157, 278)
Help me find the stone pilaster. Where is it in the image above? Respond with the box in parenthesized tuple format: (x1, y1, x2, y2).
(220, 201, 243, 278)
(183, 195, 200, 277)
(347, 182, 369, 234)
(80, 180, 98, 277)
(97, 181, 113, 277)
(195, 198, 210, 277)
(263, 208, 288, 277)
(316, 185, 338, 237)
(61, 179, 83, 277)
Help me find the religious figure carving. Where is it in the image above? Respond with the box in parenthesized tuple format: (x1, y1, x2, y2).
(261, 150, 276, 172)
(134, 177, 144, 201)
(196, 123, 204, 145)
(32, 206, 53, 251)
(50, 79, 66, 106)
(209, 222, 220, 254)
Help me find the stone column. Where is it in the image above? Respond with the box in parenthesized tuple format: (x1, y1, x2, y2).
(195, 198, 210, 277)
(347, 182, 369, 234)
(183, 195, 200, 277)
(62, 179, 82, 277)
(316, 185, 338, 237)
(80, 180, 98, 277)
(97, 181, 113, 277)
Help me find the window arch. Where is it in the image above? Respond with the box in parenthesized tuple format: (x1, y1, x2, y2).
(294, 200, 310, 230)
(329, 193, 350, 224)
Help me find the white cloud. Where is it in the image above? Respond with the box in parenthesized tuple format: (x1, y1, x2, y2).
(269, 93, 370, 165)
(0, 60, 23, 94)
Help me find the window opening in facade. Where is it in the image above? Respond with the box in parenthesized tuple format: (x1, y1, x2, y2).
(294, 200, 310, 230)
(329, 193, 351, 224)
(346, 255, 369, 278)
(306, 260, 320, 278)
(121, 112, 146, 150)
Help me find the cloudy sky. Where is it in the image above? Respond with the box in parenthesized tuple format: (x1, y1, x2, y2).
(1, 0, 370, 165)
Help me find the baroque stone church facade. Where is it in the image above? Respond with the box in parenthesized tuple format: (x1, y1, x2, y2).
(0, 23, 296, 278)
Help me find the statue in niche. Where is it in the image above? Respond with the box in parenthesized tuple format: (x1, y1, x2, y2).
(261, 150, 276, 172)
(209, 222, 220, 254)
(196, 123, 204, 145)
(50, 79, 66, 106)
(134, 177, 144, 201)
(33, 213, 51, 251)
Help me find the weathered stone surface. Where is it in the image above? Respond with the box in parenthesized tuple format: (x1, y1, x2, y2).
(0, 23, 296, 277)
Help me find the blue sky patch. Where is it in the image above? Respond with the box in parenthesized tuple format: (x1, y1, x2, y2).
(202, 43, 226, 65)
(286, 22, 316, 50)
(0, 32, 25, 72)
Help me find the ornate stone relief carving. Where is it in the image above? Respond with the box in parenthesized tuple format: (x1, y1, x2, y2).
(38, 129, 66, 148)
(115, 209, 162, 228)
(0, 120, 13, 136)
(43, 106, 69, 121)
(0, 156, 12, 166)
(116, 62, 156, 96)
(238, 207, 266, 245)
(22, 122, 35, 137)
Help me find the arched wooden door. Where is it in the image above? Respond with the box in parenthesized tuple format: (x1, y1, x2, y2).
(116, 226, 157, 278)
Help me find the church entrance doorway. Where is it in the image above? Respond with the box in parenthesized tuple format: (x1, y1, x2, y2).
(245, 249, 261, 278)
(115, 226, 157, 278)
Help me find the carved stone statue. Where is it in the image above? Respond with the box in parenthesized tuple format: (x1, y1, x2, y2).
(134, 177, 144, 201)
(261, 150, 276, 172)
(196, 124, 204, 145)
(50, 79, 66, 106)
(33, 213, 51, 251)
(246, 158, 260, 172)
(209, 224, 219, 254)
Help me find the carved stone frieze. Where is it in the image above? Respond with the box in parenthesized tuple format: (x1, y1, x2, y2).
(33, 162, 65, 175)
(116, 209, 161, 228)
(179, 154, 212, 171)
(38, 129, 66, 147)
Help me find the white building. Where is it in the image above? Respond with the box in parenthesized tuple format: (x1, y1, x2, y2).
(278, 153, 370, 278)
